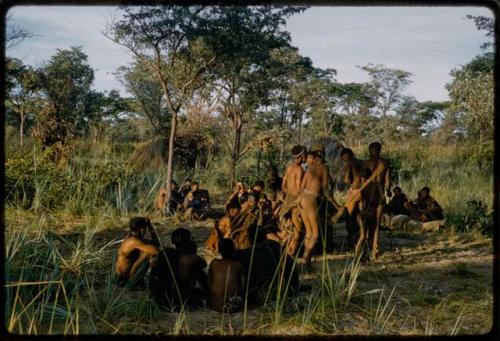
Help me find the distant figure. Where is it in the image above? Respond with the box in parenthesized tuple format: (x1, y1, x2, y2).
(208, 238, 245, 313)
(405, 187, 444, 222)
(355, 168, 384, 260)
(281, 145, 306, 256)
(267, 165, 283, 200)
(249, 180, 265, 200)
(115, 217, 159, 288)
(176, 240, 209, 309)
(387, 186, 410, 216)
(179, 178, 192, 202)
(183, 181, 210, 220)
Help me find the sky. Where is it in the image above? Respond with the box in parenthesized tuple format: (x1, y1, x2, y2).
(6, 5, 494, 102)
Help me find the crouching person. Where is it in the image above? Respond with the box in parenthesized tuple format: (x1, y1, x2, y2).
(115, 217, 159, 289)
(208, 239, 245, 313)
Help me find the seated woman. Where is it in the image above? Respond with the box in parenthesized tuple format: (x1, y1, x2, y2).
(115, 217, 159, 289)
(405, 187, 444, 222)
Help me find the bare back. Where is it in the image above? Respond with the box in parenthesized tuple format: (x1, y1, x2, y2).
(301, 163, 322, 195)
(116, 237, 159, 277)
(344, 157, 364, 189)
(282, 163, 303, 196)
(208, 259, 244, 311)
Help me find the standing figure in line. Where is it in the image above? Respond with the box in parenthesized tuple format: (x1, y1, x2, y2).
(280, 145, 306, 256)
(297, 151, 324, 268)
(362, 142, 392, 259)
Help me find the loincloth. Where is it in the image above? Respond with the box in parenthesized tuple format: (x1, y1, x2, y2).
(279, 194, 298, 219)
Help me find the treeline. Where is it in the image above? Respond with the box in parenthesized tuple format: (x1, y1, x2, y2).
(5, 7, 494, 201)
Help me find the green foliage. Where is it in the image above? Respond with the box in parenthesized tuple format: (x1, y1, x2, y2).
(445, 200, 493, 236)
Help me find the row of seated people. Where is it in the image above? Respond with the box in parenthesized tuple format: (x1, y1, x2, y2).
(387, 186, 444, 222)
(115, 217, 305, 313)
(155, 178, 211, 220)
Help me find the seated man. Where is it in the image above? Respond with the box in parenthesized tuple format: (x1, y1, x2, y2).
(208, 239, 245, 313)
(355, 168, 384, 260)
(176, 240, 209, 309)
(405, 187, 444, 222)
(206, 201, 241, 253)
(387, 186, 410, 216)
(149, 227, 191, 310)
(115, 217, 160, 288)
(179, 178, 192, 202)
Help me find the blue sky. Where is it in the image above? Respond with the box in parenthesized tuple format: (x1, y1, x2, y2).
(6, 6, 494, 102)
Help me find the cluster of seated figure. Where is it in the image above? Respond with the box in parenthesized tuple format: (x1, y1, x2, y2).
(155, 178, 211, 220)
(387, 186, 444, 223)
(115, 217, 306, 313)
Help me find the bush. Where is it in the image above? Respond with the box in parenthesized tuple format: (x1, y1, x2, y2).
(445, 200, 493, 236)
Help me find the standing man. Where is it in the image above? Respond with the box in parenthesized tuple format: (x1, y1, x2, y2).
(297, 151, 323, 268)
(281, 145, 306, 256)
(361, 142, 392, 259)
(336, 148, 365, 248)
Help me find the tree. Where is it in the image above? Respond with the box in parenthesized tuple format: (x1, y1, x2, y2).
(31, 46, 95, 153)
(466, 15, 494, 51)
(116, 60, 170, 136)
(202, 6, 305, 188)
(5, 58, 39, 146)
(359, 64, 413, 141)
(6, 12, 34, 49)
(106, 5, 218, 209)
(396, 97, 447, 138)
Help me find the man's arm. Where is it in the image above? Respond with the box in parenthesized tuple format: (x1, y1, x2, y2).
(383, 159, 392, 195)
(131, 238, 160, 257)
(281, 167, 289, 192)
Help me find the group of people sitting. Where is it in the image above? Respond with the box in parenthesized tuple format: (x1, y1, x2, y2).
(206, 144, 341, 272)
(155, 178, 211, 220)
(115, 217, 303, 313)
(388, 186, 444, 223)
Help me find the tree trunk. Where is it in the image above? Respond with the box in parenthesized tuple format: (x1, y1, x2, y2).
(165, 110, 178, 212)
(229, 113, 242, 191)
(257, 147, 262, 177)
(298, 112, 303, 145)
(19, 109, 25, 146)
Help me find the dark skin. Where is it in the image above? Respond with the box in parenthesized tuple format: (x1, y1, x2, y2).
(208, 258, 245, 312)
(341, 152, 365, 216)
(205, 207, 240, 253)
(177, 248, 208, 307)
(115, 229, 159, 279)
(355, 177, 384, 259)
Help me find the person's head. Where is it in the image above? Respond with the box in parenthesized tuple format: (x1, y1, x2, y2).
(307, 151, 319, 166)
(253, 180, 265, 193)
(236, 182, 246, 194)
(311, 143, 325, 160)
(291, 145, 305, 164)
(420, 186, 430, 198)
(246, 193, 258, 209)
(360, 167, 372, 180)
(393, 186, 402, 196)
(171, 227, 191, 248)
(226, 201, 241, 218)
(369, 142, 382, 158)
(128, 217, 152, 238)
(219, 238, 235, 259)
(184, 178, 192, 185)
(340, 148, 354, 162)
(191, 181, 199, 191)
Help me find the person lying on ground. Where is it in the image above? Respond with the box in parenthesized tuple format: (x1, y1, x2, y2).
(115, 217, 159, 289)
(175, 240, 209, 309)
(405, 186, 444, 222)
(206, 201, 241, 253)
(208, 238, 245, 313)
(387, 186, 410, 216)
